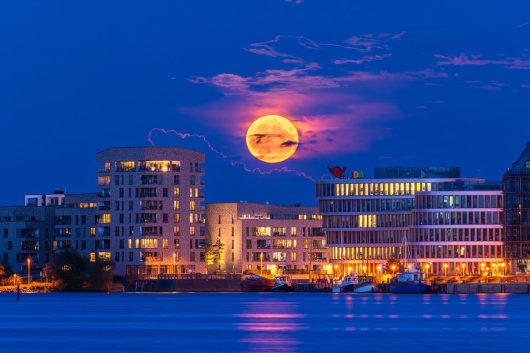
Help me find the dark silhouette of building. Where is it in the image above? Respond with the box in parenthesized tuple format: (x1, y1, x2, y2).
(503, 142, 530, 273)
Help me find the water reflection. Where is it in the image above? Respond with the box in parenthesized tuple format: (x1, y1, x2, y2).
(235, 301, 303, 353)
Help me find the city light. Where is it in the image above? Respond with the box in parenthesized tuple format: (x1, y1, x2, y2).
(27, 258, 31, 285)
(443, 263, 448, 277)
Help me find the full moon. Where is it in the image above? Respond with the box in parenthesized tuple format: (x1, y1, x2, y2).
(246, 115, 299, 163)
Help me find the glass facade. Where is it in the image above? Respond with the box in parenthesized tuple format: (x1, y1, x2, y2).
(503, 142, 530, 272)
(317, 175, 504, 276)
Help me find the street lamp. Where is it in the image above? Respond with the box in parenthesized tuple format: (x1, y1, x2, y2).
(173, 252, 176, 275)
(424, 263, 430, 278)
(391, 264, 396, 275)
(443, 263, 448, 277)
(260, 253, 263, 275)
(27, 258, 31, 285)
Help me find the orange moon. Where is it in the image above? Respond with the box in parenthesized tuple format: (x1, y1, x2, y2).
(246, 115, 299, 163)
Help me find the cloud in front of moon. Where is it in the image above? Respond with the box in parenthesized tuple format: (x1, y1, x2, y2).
(246, 115, 299, 163)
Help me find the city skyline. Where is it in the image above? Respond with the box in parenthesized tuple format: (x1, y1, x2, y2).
(2, 1, 530, 206)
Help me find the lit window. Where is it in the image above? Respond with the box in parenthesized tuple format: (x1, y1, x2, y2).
(174, 200, 180, 210)
(190, 200, 195, 211)
(89, 252, 96, 262)
(173, 187, 180, 197)
(101, 214, 111, 224)
(190, 226, 196, 236)
(90, 227, 96, 236)
(174, 214, 180, 223)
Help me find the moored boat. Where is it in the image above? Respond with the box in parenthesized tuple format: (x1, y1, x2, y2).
(390, 268, 432, 294)
(240, 274, 275, 292)
(332, 274, 377, 293)
(271, 275, 294, 292)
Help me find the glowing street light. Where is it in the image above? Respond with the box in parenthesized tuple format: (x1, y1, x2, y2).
(173, 252, 176, 275)
(424, 263, 430, 278)
(391, 264, 396, 275)
(260, 253, 264, 275)
(443, 263, 448, 277)
(27, 258, 31, 285)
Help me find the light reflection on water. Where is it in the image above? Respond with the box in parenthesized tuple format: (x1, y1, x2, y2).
(0, 292, 527, 353)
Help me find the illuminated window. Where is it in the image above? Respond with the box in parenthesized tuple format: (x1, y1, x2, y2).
(303, 239, 309, 249)
(194, 188, 199, 198)
(174, 200, 180, 210)
(173, 187, 180, 197)
(359, 214, 377, 228)
(189, 213, 194, 223)
(128, 239, 132, 249)
(90, 227, 96, 236)
(190, 200, 195, 211)
(162, 239, 169, 249)
(298, 214, 307, 220)
(190, 226, 196, 236)
(104, 162, 111, 171)
(291, 227, 297, 236)
(97, 175, 110, 186)
(189, 188, 193, 197)
(98, 252, 111, 261)
(255, 227, 271, 236)
(139, 160, 170, 172)
(174, 213, 180, 223)
(291, 252, 297, 261)
(173, 226, 180, 236)
(101, 214, 111, 224)
(89, 252, 96, 262)
(117, 161, 135, 171)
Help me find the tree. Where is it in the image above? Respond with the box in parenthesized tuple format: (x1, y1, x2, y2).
(205, 238, 225, 273)
(47, 250, 88, 291)
(46, 249, 114, 291)
(0, 261, 13, 278)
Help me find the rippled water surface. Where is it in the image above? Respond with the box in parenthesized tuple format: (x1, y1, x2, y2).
(0, 293, 528, 353)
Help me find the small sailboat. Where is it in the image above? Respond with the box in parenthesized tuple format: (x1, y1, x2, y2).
(271, 275, 294, 292)
(389, 235, 433, 294)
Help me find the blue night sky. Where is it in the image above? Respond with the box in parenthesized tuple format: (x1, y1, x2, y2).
(1, 1, 529, 206)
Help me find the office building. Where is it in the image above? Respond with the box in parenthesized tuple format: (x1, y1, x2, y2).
(317, 168, 503, 276)
(503, 142, 530, 273)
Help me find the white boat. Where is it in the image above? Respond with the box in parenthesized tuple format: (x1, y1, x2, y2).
(332, 274, 377, 293)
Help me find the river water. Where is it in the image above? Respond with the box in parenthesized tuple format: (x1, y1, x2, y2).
(0, 293, 528, 353)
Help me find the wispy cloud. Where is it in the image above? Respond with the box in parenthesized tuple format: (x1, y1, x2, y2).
(186, 32, 452, 159)
(434, 53, 530, 70)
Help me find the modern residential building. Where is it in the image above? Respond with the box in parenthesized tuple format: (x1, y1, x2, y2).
(317, 167, 504, 276)
(0, 205, 55, 276)
(503, 142, 530, 273)
(205, 202, 326, 276)
(54, 193, 98, 260)
(96, 147, 206, 277)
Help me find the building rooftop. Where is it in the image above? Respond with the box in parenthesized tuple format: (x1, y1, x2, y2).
(505, 141, 530, 175)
